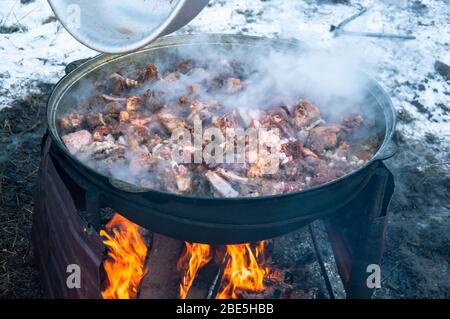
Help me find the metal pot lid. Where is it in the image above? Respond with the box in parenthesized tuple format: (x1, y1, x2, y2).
(47, 0, 209, 54)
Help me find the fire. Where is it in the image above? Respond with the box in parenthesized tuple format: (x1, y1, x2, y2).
(217, 242, 268, 299)
(100, 213, 148, 299)
(178, 242, 212, 299)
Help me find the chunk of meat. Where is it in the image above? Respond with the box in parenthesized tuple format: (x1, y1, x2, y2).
(174, 165, 192, 193)
(119, 111, 130, 122)
(92, 125, 110, 141)
(62, 130, 93, 154)
(205, 171, 239, 198)
(102, 94, 126, 103)
(127, 125, 150, 143)
(293, 100, 321, 128)
(143, 92, 164, 113)
(311, 169, 338, 186)
(143, 64, 158, 81)
(212, 113, 238, 132)
(131, 116, 152, 127)
(105, 101, 123, 117)
(59, 112, 82, 132)
(226, 77, 244, 94)
(129, 151, 155, 176)
(216, 168, 253, 186)
(110, 73, 139, 95)
(262, 107, 295, 137)
(340, 113, 364, 131)
(126, 96, 142, 112)
(307, 125, 341, 154)
(178, 95, 193, 106)
(158, 112, 186, 133)
(85, 113, 106, 129)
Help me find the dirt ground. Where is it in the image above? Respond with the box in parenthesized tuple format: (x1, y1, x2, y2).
(0, 81, 448, 299)
(0, 83, 51, 298)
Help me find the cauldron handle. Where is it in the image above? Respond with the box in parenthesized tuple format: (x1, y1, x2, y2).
(65, 58, 91, 75)
(374, 138, 398, 161)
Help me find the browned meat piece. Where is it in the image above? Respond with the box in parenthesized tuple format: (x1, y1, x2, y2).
(311, 169, 338, 186)
(293, 100, 321, 128)
(127, 137, 140, 151)
(144, 134, 163, 150)
(59, 112, 82, 132)
(85, 112, 106, 129)
(143, 90, 165, 112)
(307, 125, 341, 155)
(142, 64, 158, 81)
(119, 111, 130, 122)
(262, 107, 295, 137)
(105, 101, 123, 117)
(302, 147, 319, 160)
(187, 84, 198, 94)
(226, 78, 244, 94)
(158, 111, 186, 133)
(174, 165, 192, 193)
(247, 158, 279, 178)
(340, 113, 364, 131)
(212, 113, 238, 133)
(129, 151, 155, 176)
(283, 181, 304, 193)
(258, 180, 285, 196)
(62, 130, 93, 154)
(84, 141, 126, 163)
(102, 147, 127, 169)
(126, 96, 141, 112)
(205, 171, 239, 198)
(110, 73, 139, 95)
(102, 94, 126, 103)
(282, 160, 300, 180)
(165, 72, 179, 82)
(216, 168, 253, 186)
(152, 144, 172, 159)
(283, 140, 303, 159)
(178, 96, 193, 106)
(92, 125, 110, 141)
(131, 116, 152, 126)
(128, 125, 150, 143)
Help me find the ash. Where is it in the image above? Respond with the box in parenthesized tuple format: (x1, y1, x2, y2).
(0, 0, 448, 298)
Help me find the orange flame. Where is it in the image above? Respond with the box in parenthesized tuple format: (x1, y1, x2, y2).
(216, 241, 268, 299)
(178, 242, 212, 299)
(100, 213, 148, 299)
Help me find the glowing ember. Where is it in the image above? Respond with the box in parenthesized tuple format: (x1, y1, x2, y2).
(100, 213, 148, 299)
(178, 242, 212, 299)
(216, 242, 268, 299)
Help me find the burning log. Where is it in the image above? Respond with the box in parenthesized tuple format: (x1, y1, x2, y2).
(138, 234, 185, 299)
(100, 213, 148, 299)
(177, 243, 213, 299)
(216, 242, 269, 299)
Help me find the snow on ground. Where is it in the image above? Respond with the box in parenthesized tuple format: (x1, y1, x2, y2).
(0, 0, 449, 143)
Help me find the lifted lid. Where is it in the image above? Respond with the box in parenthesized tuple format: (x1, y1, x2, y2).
(48, 0, 209, 54)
